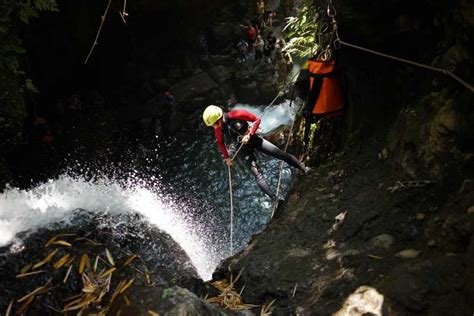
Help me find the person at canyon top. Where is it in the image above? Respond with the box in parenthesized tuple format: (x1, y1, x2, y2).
(202, 105, 309, 200)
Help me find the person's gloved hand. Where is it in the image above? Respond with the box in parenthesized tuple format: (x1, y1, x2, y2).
(241, 133, 250, 144)
(224, 157, 233, 166)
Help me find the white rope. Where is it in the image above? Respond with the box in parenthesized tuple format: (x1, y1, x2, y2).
(271, 100, 302, 218)
(227, 70, 302, 254)
(338, 40, 473, 93)
(227, 164, 234, 255)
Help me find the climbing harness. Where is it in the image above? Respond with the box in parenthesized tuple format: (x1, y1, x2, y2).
(320, 0, 474, 92)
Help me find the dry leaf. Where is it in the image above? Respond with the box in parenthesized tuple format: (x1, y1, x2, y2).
(105, 249, 115, 266)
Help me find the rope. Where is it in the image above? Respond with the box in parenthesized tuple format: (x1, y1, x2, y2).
(317, 0, 473, 92)
(84, 0, 113, 64)
(272, 88, 301, 218)
(227, 69, 302, 253)
(338, 40, 474, 92)
(227, 165, 234, 255)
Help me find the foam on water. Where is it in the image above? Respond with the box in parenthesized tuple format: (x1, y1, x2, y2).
(231, 99, 298, 134)
(0, 175, 219, 280)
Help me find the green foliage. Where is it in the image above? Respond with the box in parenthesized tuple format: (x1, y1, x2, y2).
(18, 0, 59, 24)
(282, 0, 319, 58)
(0, 0, 58, 148)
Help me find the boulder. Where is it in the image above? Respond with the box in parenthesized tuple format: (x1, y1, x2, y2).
(171, 73, 220, 113)
(208, 65, 234, 85)
(235, 81, 260, 104)
(370, 234, 394, 250)
(160, 286, 235, 315)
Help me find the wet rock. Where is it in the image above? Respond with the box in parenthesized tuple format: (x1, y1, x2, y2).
(209, 55, 235, 66)
(171, 73, 219, 113)
(442, 44, 469, 69)
(168, 111, 185, 135)
(0, 211, 202, 312)
(333, 286, 384, 316)
(168, 67, 183, 83)
(429, 100, 459, 153)
(258, 82, 279, 104)
(208, 65, 234, 85)
(415, 213, 425, 220)
(381, 257, 466, 313)
(459, 179, 474, 194)
(235, 81, 259, 104)
(395, 249, 420, 259)
(370, 234, 394, 250)
(161, 286, 233, 315)
(210, 23, 240, 52)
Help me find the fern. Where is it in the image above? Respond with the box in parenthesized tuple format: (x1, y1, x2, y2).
(282, 0, 319, 58)
(34, 0, 58, 12)
(0, 0, 58, 147)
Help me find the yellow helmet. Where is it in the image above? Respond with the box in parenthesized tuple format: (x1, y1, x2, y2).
(202, 105, 223, 126)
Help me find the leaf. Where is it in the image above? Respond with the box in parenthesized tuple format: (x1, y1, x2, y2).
(122, 254, 138, 267)
(63, 265, 73, 283)
(99, 267, 116, 278)
(33, 248, 58, 269)
(119, 279, 134, 294)
(52, 240, 72, 247)
(20, 263, 33, 274)
(105, 249, 115, 266)
(16, 270, 47, 278)
(53, 253, 70, 269)
(25, 78, 39, 93)
(79, 253, 90, 274)
(5, 300, 13, 316)
(161, 289, 169, 300)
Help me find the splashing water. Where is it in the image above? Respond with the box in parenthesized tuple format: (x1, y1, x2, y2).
(0, 175, 219, 280)
(0, 101, 299, 281)
(231, 100, 298, 134)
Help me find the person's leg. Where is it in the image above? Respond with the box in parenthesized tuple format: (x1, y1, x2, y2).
(242, 151, 275, 198)
(252, 136, 306, 172)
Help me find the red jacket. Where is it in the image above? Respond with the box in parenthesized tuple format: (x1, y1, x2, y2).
(247, 26, 256, 41)
(214, 109, 261, 159)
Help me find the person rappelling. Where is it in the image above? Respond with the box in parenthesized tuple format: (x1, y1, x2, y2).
(202, 105, 310, 201)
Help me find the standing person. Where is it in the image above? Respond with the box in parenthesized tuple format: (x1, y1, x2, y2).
(253, 35, 265, 61)
(202, 105, 309, 200)
(257, 0, 266, 27)
(246, 23, 257, 46)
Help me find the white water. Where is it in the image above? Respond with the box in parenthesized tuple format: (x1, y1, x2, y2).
(0, 102, 299, 281)
(0, 175, 219, 280)
(232, 99, 299, 134)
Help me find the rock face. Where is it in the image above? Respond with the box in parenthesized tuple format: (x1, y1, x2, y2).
(214, 136, 474, 315)
(0, 211, 203, 314)
(212, 0, 474, 296)
(171, 73, 221, 114)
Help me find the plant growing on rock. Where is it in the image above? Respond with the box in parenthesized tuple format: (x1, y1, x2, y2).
(282, 0, 319, 57)
(0, 0, 58, 149)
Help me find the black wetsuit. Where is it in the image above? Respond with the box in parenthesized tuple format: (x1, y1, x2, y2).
(214, 109, 306, 199)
